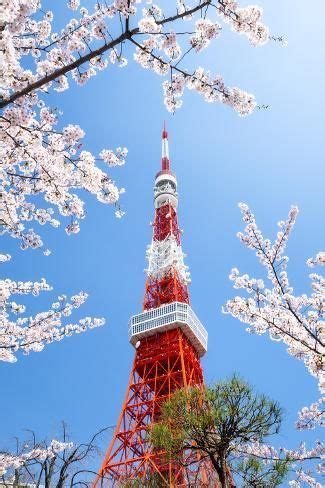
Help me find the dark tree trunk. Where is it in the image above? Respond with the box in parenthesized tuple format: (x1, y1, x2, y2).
(209, 453, 230, 488)
(220, 454, 230, 488)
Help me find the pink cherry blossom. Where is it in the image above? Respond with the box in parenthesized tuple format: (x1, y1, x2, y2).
(225, 203, 324, 485)
(0, 1, 276, 250)
(225, 204, 323, 393)
(0, 440, 73, 476)
(0, 268, 105, 362)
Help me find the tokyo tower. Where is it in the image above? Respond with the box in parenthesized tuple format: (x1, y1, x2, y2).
(96, 126, 227, 486)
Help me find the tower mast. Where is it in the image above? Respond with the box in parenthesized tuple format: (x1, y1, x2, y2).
(95, 126, 226, 486)
(143, 124, 190, 312)
(161, 121, 169, 170)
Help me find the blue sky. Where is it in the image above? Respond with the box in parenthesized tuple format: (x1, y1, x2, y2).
(1, 0, 324, 474)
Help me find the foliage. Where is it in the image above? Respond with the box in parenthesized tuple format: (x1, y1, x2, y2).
(122, 473, 167, 487)
(236, 457, 290, 487)
(151, 376, 286, 488)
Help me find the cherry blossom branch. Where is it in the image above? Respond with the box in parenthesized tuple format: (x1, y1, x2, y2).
(224, 202, 325, 475)
(0, 31, 129, 109)
(0, 441, 72, 477)
(1, 425, 115, 485)
(0, 1, 273, 250)
(0, 276, 105, 363)
(0, 1, 213, 109)
(296, 399, 325, 431)
(241, 222, 323, 350)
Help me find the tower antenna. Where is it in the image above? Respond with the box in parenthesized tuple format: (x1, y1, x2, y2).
(161, 121, 170, 171)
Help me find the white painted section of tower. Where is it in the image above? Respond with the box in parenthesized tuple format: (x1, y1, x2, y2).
(154, 174, 179, 209)
(129, 302, 208, 357)
(162, 136, 169, 160)
(155, 173, 177, 187)
(145, 235, 191, 284)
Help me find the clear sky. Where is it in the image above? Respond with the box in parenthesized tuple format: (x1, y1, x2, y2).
(1, 0, 324, 476)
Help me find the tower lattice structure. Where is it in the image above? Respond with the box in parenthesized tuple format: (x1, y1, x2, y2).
(96, 127, 230, 487)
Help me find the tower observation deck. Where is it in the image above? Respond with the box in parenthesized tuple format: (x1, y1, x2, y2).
(95, 126, 224, 487)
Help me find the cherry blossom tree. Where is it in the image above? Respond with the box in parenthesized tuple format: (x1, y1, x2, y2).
(0, 254, 104, 363)
(0, 424, 112, 486)
(0, 0, 280, 251)
(0, 439, 72, 479)
(224, 204, 324, 486)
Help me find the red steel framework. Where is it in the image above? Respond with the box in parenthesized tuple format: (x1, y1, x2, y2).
(96, 329, 209, 486)
(95, 126, 233, 487)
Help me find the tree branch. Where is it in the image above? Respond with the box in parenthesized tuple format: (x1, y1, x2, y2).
(0, 1, 212, 109)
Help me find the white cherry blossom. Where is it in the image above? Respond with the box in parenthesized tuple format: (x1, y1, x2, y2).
(234, 439, 324, 486)
(307, 252, 325, 268)
(225, 203, 324, 485)
(0, 254, 11, 263)
(0, 273, 105, 363)
(1, 0, 272, 113)
(0, 1, 276, 249)
(0, 98, 127, 251)
(190, 19, 222, 52)
(224, 204, 324, 393)
(0, 440, 72, 476)
(297, 398, 325, 431)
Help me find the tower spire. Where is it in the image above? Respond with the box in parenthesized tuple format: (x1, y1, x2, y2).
(161, 121, 170, 171)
